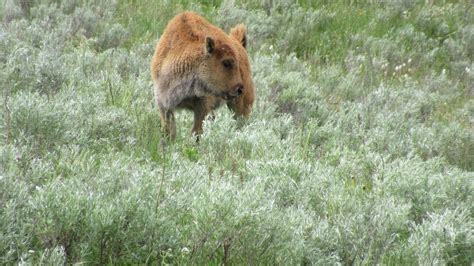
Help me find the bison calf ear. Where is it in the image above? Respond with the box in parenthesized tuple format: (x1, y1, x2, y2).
(206, 36, 215, 54)
(230, 24, 247, 49)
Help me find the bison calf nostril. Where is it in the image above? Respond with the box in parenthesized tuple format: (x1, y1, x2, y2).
(236, 85, 244, 95)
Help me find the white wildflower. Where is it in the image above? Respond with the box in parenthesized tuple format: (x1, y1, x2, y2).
(181, 247, 190, 254)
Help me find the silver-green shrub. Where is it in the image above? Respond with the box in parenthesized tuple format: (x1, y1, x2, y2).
(1, 0, 472, 264)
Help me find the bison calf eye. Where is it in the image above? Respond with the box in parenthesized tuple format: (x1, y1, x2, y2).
(222, 59, 233, 70)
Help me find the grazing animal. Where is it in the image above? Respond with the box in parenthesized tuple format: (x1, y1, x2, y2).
(150, 12, 255, 140)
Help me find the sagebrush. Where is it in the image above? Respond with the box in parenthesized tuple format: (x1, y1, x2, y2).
(0, 0, 472, 264)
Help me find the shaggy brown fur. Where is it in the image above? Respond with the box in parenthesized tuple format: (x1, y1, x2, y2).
(150, 12, 255, 140)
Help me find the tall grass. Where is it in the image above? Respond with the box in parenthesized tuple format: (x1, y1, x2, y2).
(1, 0, 472, 264)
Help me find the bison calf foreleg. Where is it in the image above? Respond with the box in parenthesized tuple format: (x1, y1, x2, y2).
(159, 108, 176, 140)
(192, 101, 210, 138)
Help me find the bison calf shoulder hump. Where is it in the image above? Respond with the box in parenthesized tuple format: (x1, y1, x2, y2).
(150, 12, 255, 140)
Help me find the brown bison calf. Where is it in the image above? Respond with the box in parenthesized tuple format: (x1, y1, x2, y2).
(150, 12, 255, 140)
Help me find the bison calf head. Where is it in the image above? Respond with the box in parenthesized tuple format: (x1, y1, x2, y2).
(197, 36, 244, 100)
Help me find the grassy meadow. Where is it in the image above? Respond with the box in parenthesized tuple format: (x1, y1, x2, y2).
(1, 0, 473, 264)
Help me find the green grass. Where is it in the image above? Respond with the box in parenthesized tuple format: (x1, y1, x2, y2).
(1, 0, 473, 264)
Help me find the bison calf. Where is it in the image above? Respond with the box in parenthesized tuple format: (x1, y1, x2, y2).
(150, 12, 255, 140)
